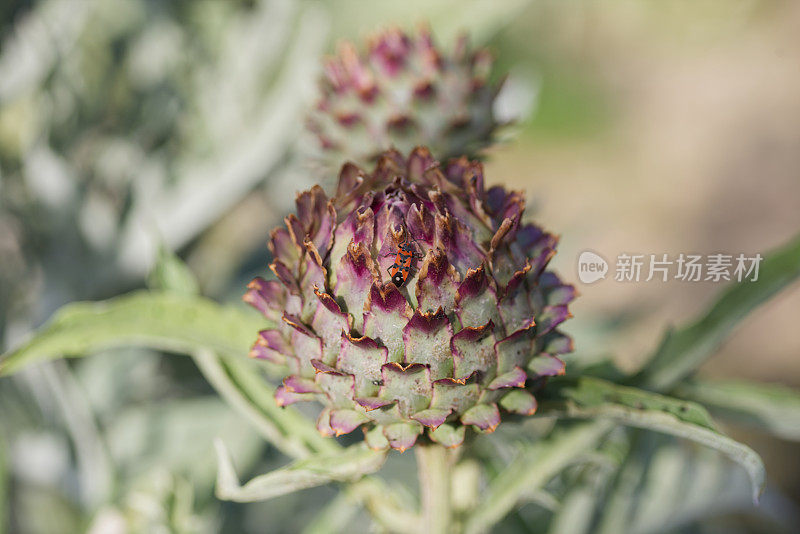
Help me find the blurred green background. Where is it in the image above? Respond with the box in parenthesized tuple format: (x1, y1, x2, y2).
(1, 0, 798, 532)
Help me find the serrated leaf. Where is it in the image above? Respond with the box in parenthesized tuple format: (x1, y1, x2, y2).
(0, 291, 265, 376)
(540, 378, 765, 504)
(633, 232, 800, 391)
(214, 440, 387, 502)
(676, 379, 800, 441)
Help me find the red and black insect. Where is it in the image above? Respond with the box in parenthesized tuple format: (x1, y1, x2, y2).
(383, 233, 424, 288)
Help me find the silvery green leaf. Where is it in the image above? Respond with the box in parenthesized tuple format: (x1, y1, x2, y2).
(634, 232, 800, 391)
(0, 291, 265, 376)
(541, 377, 765, 504)
(676, 379, 800, 441)
(146, 246, 199, 296)
(116, 2, 329, 276)
(214, 440, 387, 503)
(0, 291, 330, 459)
(554, 377, 717, 430)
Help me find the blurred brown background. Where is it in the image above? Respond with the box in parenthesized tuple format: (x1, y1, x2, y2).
(480, 1, 800, 379)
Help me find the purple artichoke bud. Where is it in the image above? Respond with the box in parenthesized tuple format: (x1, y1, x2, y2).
(307, 27, 503, 170)
(244, 148, 574, 451)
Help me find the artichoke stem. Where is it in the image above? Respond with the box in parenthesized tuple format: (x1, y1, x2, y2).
(416, 443, 453, 534)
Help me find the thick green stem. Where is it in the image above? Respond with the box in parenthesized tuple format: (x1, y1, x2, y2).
(416, 443, 453, 534)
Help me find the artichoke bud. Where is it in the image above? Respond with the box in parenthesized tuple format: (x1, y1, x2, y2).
(307, 27, 504, 171)
(245, 148, 575, 451)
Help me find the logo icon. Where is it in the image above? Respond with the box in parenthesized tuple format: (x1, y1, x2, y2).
(578, 251, 608, 284)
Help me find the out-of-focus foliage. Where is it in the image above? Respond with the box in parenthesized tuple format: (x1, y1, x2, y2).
(0, 0, 327, 344)
(87, 472, 211, 534)
(0, 2, 327, 525)
(0, 351, 267, 533)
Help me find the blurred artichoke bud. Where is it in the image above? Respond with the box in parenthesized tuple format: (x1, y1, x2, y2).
(244, 148, 574, 451)
(307, 27, 503, 171)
